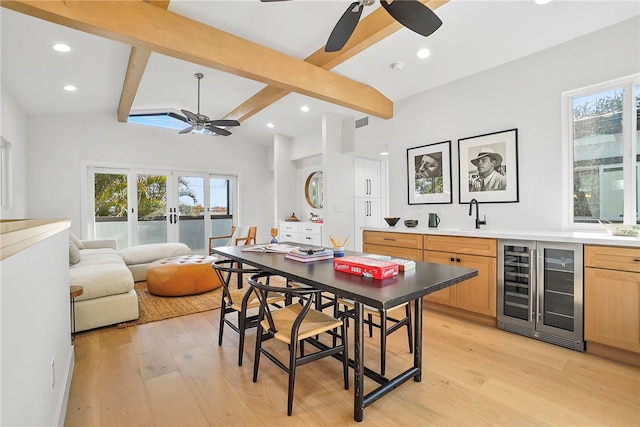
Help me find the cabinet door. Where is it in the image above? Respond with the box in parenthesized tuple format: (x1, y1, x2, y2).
(585, 267, 640, 353)
(456, 254, 496, 317)
(355, 199, 380, 227)
(423, 250, 456, 306)
(354, 158, 380, 198)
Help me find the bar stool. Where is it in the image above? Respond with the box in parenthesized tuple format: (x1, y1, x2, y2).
(69, 285, 83, 341)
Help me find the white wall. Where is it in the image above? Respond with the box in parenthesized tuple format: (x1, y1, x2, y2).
(1, 227, 73, 426)
(355, 17, 640, 232)
(0, 85, 28, 218)
(25, 112, 276, 243)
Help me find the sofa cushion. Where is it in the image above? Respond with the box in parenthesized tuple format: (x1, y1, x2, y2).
(73, 251, 124, 267)
(69, 231, 85, 250)
(119, 243, 191, 265)
(70, 263, 134, 302)
(69, 242, 81, 265)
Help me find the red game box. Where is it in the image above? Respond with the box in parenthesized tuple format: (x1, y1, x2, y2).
(333, 256, 399, 279)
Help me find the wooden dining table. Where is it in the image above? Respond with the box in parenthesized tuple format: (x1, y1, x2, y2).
(211, 244, 478, 422)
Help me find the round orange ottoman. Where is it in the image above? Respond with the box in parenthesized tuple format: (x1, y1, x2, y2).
(146, 255, 221, 296)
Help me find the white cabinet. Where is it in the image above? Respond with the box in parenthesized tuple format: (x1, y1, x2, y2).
(354, 158, 380, 198)
(355, 198, 381, 228)
(278, 222, 323, 246)
(354, 158, 382, 250)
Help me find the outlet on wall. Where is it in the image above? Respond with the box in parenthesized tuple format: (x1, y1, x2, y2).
(50, 358, 55, 390)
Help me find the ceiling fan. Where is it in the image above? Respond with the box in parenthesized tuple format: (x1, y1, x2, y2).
(260, 0, 442, 52)
(179, 73, 240, 136)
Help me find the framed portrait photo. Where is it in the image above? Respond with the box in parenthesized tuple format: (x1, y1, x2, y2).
(458, 128, 519, 204)
(407, 140, 452, 205)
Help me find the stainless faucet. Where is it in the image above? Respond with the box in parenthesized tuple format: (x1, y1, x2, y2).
(469, 198, 486, 229)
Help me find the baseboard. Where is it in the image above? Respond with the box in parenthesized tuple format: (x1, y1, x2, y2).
(586, 341, 640, 367)
(423, 301, 497, 327)
(54, 345, 75, 427)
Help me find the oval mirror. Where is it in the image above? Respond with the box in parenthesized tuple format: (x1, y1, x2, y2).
(305, 171, 324, 208)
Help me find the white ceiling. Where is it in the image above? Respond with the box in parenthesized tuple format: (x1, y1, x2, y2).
(1, 0, 639, 146)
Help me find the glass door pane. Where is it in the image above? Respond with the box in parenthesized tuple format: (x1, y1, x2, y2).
(93, 172, 129, 250)
(177, 175, 205, 252)
(501, 245, 532, 322)
(541, 248, 576, 332)
(210, 177, 233, 246)
(136, 173, 167, 245)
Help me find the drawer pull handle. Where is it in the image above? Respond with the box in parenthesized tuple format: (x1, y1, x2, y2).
(383, 238, 396, 241)
(634, 258, 640, 262)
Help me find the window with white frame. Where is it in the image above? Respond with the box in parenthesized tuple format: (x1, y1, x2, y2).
(563, 75, 639, 228)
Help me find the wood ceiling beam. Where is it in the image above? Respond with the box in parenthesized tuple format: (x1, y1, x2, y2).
(117, 1, 169, 123)
(2, 0, 393, 119)
(223, 0, 449, 123)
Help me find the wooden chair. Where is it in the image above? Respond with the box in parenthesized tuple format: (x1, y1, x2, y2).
(212, 259, 284, 366)
(209, 226, 257, 255)
(249, 271, 349, 416)
(335, 299, 412, 376)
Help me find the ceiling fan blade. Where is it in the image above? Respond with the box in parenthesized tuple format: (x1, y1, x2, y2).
(207, 125, 232, 137)
(260, 0, 292, 2)
(179, 125, 195, 134)
(208, 119, 240, 127)
(325, 2, 363, 53)
(181, 109, 199, 123)
(380, 0, 442, 38)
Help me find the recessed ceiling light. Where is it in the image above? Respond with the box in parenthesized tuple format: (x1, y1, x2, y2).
(416, 48, 431, 59)
(63, 85, 77, 92)
(534, 0, 552, 4)
(266, 123, 274, 128)
(380, 151, 389, 156)
(300, 105, 309, 112)
(52, 43, 71, 52)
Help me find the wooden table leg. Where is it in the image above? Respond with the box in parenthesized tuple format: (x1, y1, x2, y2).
(354, 301, 364, 422)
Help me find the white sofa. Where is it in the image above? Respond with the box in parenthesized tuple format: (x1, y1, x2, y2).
(68, 232, 191, 332)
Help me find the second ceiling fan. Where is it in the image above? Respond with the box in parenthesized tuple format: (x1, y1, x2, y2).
(179, 73, 240, 136)
(261, 0, 442, 52)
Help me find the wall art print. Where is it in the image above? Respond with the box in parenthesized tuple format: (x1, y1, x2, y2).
(407, 140, 452, 205)
(458, 128, 519, 204)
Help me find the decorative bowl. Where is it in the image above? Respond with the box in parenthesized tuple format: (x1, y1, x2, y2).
(384, 217, 400, 227)
(404, 219, 419, 228)
(599, 221, 640, 237)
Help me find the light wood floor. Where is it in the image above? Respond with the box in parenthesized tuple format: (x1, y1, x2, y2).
(65, 305, 640, 426)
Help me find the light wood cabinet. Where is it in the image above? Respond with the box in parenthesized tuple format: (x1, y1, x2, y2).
(423, 235, 497, 318)
(362, 230, 422, 261)
(584, 245, 640, 357)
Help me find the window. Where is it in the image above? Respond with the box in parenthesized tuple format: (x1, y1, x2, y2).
(563, 75, 639, 228)
(87, 166, 236, 252)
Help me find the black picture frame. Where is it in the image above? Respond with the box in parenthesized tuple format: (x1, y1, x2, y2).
(407, 141, 452, 205)
(458, 128, 519, 204)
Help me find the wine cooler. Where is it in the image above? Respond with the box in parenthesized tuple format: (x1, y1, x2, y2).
(497, 240, 584, 351)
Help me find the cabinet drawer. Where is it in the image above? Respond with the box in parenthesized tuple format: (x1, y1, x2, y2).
(363, 231, 423, 249)
(280, 222, 298, 233)
(281, 232, 298, 242)
(298, 223, 322, 234)
(299, 233, 321, 246)
(424, 235, 496, 257)
(585, 245, 640, 272)
(363, 243, 422, 261)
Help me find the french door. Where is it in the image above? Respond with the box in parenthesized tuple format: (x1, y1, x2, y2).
(88, 167, 235, 253)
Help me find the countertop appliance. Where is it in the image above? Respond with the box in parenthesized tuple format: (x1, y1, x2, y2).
(497, 239, 584, 351)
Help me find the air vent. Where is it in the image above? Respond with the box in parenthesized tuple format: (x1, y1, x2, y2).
(355, 117, 369, 129)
